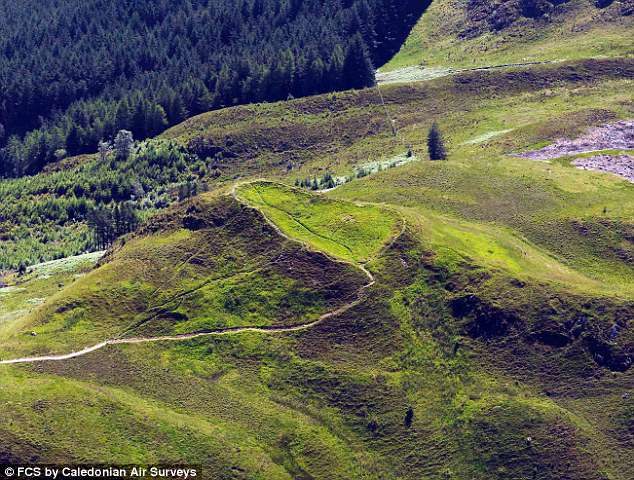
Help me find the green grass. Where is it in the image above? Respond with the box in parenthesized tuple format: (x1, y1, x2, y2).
(0, 252, 103, 341)
(236, 181, 401, 264)
(0, 365, 362, 478)
(384, 0, 634, 72)
(328, 73, 634, 296)
(0, 51, 632, 479)
(0, 194, 367, 359)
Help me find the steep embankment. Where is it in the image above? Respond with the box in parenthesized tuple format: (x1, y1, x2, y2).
(0, 184, 400, 362)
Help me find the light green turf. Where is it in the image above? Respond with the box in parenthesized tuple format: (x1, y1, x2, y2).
(236, 181, 401, 264)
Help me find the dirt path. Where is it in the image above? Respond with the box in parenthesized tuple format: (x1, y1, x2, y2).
(376, 60, 559, 85)
(0, 182, 392, 366)
(0, 291, 369, 365)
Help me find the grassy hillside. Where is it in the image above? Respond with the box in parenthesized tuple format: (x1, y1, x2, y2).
(384, 0, 634, 71)
(162, 58, 634, 294)
(0, 179, 631, 478)
(5, 57, 632, 271)
(0, 192, 371, 360)
(235, 181, 401, 263)
(0, 26, 632, 480)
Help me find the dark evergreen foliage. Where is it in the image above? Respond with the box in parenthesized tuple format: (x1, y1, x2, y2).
(404, 406, 414, 428)
(427, 122, 447, 161)
(89, 202, 139, 249)
(0, 0, 428, 177)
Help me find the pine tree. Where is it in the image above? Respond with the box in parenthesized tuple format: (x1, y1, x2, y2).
(147, 104, 168, 137)
(66, 125, 83, 156)
(115, 99, 134, 132)
(427, 122, 447, 161)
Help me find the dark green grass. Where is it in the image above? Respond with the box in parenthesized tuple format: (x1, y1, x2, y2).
(4, 227, 629, 479)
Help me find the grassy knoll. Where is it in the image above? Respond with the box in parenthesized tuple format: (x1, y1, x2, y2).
(384, 0, 634, 71)
(329, 72, 634, 296)
(0, 194, 367, 359)
(236, 181, 400, 264)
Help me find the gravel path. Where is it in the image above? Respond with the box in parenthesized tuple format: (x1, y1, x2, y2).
(518, 120, 634, 160)
(376, 60, 558, 85)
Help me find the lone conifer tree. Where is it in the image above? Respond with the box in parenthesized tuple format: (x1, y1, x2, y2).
(114, 130, 134, 160)
(427, 122, 447, 160)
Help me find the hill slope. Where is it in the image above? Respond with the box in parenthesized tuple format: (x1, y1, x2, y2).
(0, 180, 631, 479)
(0, 0, 428, 177)
(384, 0, 634, 72)
(0, 8, 633, 478)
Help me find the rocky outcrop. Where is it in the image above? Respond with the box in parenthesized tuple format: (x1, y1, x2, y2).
(463, 0, 571, 36)
(462, 0, 631, 37)
(518, 120, 634, 160)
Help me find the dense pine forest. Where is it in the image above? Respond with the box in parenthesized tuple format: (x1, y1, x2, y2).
(0, 0, 427, 177)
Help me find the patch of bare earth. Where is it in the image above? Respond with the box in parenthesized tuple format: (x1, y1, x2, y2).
(519, 120, 634, 160)
(573, 155, 634, 183)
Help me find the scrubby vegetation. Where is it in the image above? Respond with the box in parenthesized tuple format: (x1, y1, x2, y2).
(0, 4, 632, 477)
(0, 137, 213, 269)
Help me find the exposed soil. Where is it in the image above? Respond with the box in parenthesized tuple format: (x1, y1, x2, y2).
(519, 120, 634, 160)
(573, 154, 634, 183)
(376, 66, 454, 84)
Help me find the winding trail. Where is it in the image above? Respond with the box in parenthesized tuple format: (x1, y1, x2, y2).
(0, 289, 370, 365)
(0, 182, 397, 366)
